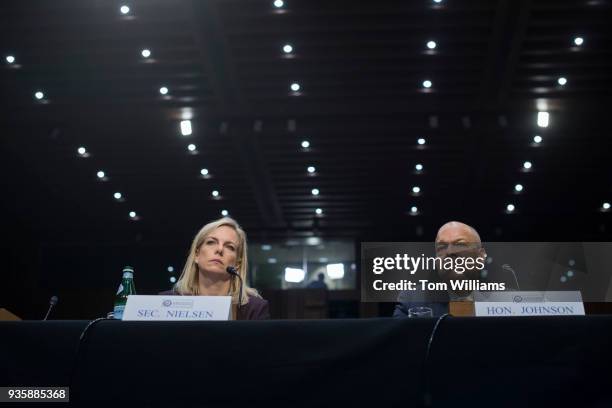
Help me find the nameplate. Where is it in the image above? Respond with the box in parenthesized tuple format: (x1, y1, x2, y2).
(474, 291, 584, 317)
(122, 295, 231, 321)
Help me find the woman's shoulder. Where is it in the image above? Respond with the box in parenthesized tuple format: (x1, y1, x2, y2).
(246, 294, 268, 307)
(243, 294, 270, 320)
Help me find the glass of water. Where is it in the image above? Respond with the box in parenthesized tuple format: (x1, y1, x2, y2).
(408, 306, 433, 318)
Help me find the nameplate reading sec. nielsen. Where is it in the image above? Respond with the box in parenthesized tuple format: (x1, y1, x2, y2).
(122, 295, 232, 321)
(474, 291, 585, 317)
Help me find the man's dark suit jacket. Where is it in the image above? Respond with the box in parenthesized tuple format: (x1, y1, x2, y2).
(158, 289, 270, 320)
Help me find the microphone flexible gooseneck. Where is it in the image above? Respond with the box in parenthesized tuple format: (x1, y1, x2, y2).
(43, 295, 59, 320)
(502, 264, 521, 291)
(226, 266, 243, 318)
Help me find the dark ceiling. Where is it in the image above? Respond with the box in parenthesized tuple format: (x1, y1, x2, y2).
(1, 0, 612, 246)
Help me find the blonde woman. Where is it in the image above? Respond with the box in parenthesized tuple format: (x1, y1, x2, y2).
(160, 217, 269, 320)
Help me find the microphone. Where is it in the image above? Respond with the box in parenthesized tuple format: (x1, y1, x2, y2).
(43, 295, 59, 320)
(226, 266, 243, 316)
(502, 264, 521, 291)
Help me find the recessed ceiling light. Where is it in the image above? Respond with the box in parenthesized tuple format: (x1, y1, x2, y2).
(523, 161, 532, 170)
(306, 237, 321, 246)
(169, 276, 177, 283)
(537, 111, 549, 128)
(5, 55, 15, 64)
(290, 83, 300, 92)
(315, 208, 323, 215)
(212, 190, 220, 197)
(34, 91, 44, 100)
(573, 36, 584, 46)
(261, 244, 272, 251)
(410, 206, 418, 214)
(77, 147, 87, 155)
(533, 135, 543, 144)
(506, 204, 515, 213)
(514, 184, 524, 192)
(301, 140, 310, 148)
(167, 266, 174, 273)
(187, 144, 196, 151)
(426, 41, 437, 50)
(273, 0, 284, 8)
(433, 0, 443, 3)
(557, 77, 567, 86)
(412, 186, 421, 194)
(159, 86, 169, 95)
(417, 138, 426, 145)
(114, 192, 122, 200)
(221, 209, 229, 216)
(422, 80, 432, 88)
(200, 168, 209, 176)
(120, 5, 130, 15)
(283, 44, 293, 53)
(307, 166, 316, 173)
(603, 202, 611, 210)
(311, 188, 320, 196)
(180, 120, 192, 136)
(415, 163, 424, 171)
(141, 49, 151, 58)
(97, 171, 105, 179)
(129, 211, 137, 218)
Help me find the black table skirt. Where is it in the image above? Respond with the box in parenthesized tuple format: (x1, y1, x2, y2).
(2, 316, 611, 408)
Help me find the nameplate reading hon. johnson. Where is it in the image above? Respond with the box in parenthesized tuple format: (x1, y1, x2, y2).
(474, 291, 584, 317)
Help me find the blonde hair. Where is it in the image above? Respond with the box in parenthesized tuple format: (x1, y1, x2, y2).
(174, 217, 260, 305)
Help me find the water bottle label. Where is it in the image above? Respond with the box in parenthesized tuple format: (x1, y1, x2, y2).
(116, 284, 124, 295)
(113, 305, 125, 320)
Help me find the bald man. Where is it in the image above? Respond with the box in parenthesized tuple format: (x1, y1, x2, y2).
(393, 221, 487, 318)
(435, 221, 487, 292)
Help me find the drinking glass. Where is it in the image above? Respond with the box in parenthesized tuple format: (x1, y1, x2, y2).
(408, 306, 433, 318)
